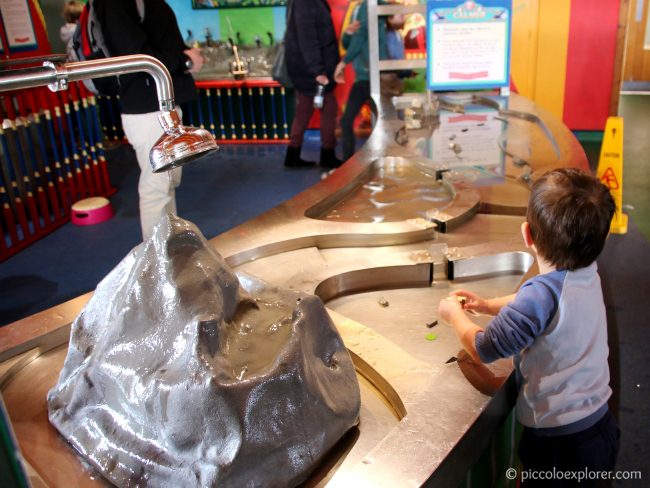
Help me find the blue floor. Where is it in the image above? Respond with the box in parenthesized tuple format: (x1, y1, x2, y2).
(0, 131, 329, 326)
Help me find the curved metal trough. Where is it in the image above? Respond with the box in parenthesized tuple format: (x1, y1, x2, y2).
(0, 92, 589, 487)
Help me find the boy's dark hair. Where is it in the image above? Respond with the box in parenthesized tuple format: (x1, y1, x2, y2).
(63, 0, 83, 24)
(527, 168, 616, 271)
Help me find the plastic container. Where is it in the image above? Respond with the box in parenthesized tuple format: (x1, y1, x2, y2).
(71, 197, 114, 226)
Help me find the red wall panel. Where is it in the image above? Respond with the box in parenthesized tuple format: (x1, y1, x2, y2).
(563, 0, 619, 130)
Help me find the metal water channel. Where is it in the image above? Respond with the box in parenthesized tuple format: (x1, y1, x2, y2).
(0, 92, 589, 487)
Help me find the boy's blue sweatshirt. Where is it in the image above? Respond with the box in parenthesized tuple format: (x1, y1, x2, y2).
(476, 262, 611, 436)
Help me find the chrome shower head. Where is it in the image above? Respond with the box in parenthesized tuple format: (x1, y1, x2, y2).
(0, 55, 221, 174)
(150, 109, 220, 173)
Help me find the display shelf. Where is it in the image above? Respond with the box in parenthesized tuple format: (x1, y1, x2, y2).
(378, 59, 427, 71)
(376, 3, 426, 15)
(368, 0, 428, 99)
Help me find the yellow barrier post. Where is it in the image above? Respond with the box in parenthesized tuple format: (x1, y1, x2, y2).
(596, 116, 628, 234)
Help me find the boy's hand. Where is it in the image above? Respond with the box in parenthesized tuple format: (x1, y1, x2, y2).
(450, 290, 489, 315)
(438, 295, 463, 324)
(438, 295, 483, 363)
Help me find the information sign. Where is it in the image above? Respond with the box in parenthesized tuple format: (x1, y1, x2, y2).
(426, 0, 512, 91)
(0, 0, 37, 52)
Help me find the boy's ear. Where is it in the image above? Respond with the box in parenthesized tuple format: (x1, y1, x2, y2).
(521, 221, 534, 248)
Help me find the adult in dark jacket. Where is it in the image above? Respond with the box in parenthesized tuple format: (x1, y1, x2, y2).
(95, 0, 204, 240)
(284, 0, 341, 168)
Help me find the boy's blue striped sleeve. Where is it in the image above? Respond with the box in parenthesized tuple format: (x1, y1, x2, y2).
(474, 272, 564, 363)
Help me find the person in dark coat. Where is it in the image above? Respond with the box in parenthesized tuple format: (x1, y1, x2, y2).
(94, 0, 204, 241)
(284, 0, 341, 168)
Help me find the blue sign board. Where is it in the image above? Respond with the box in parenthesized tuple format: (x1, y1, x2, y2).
(426, 0, 512, 91)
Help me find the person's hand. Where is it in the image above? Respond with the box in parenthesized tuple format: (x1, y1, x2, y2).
(334, 61, 346, 84)
(345, 20, 361, 35)
(450, 290, 489, 315)
(438, 295, 463, 325)
(315, 74, 329, 86)
(184, 47, 204, 74)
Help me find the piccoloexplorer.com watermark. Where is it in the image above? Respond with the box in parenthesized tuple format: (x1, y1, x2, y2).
(505, 467, 642, 482)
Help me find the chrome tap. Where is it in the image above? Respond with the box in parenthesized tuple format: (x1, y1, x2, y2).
(0, 54, 219, 172)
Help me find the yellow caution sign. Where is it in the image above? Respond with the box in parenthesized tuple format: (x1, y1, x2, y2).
(597, 116, 628, 234)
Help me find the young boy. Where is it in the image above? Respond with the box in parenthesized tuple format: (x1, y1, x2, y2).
(438, 168, 620, 486)
(60, 0, 83, 60)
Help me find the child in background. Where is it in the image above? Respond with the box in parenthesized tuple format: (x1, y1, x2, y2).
(60, 0, 83, 59)
(385, 14, 406, 62)
(381, 13, 415, 97)
(438, 168, 620, 486)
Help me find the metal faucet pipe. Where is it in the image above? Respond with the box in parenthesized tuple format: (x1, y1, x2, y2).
(0, 55, 219, 173)
(0, 55, 175, 112)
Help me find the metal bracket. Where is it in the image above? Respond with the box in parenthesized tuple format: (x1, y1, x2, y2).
(43, 61, 68, 92)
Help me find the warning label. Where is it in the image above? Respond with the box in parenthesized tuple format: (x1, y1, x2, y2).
(600, 167, 619, 190)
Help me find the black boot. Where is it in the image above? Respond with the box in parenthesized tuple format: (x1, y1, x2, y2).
(320, 148, 343, 169)
(284, 145, 316, 168)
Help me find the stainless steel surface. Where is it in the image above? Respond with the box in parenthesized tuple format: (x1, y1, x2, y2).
(368, 0, 381, 101)
(0, 55, 220, 173)
(0, 90, 588, 487)
(314, 263, 433, 302)
(233, 241, 524, 487)
(2, 342, 399, 488)
(151, 109, 219, 173)
(0, 63, 64, 92)
(65, 57, 174, 111)
(304, 156, 479, 231)
(445, 247, 535, 281)
(45, 216, 361, 487)
(0, 55, 174, 110)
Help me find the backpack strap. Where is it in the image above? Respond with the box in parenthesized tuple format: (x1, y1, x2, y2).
(79, 4, 92, 58)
